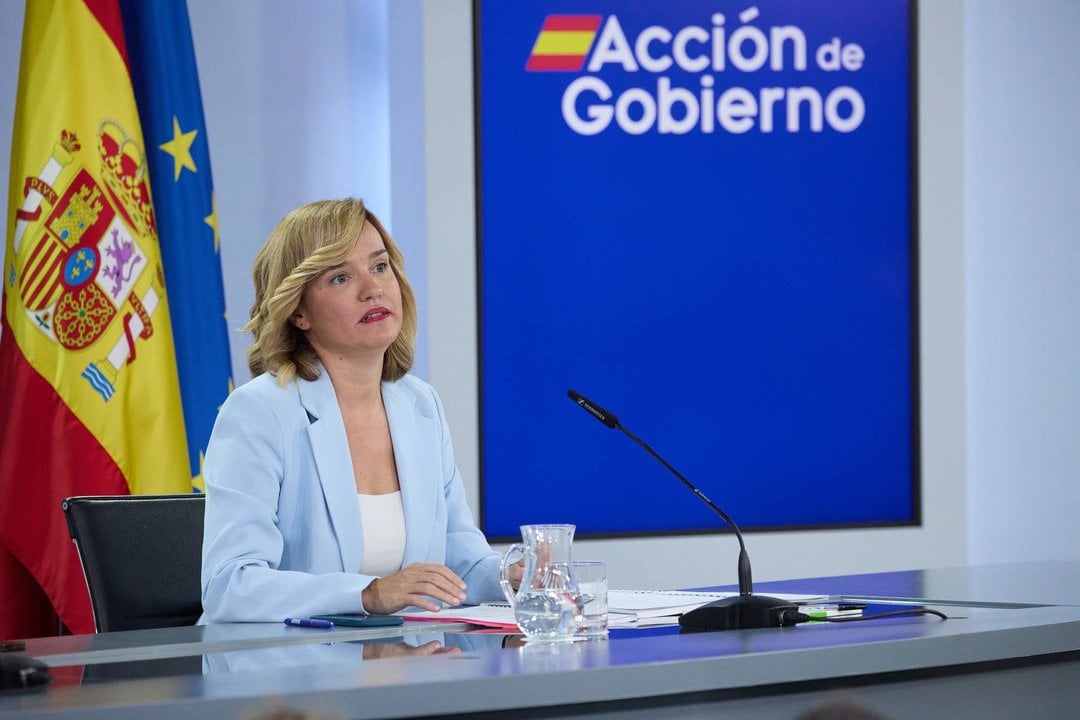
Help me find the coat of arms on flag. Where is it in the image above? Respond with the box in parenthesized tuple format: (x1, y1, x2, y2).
(13, 121, 160, 398)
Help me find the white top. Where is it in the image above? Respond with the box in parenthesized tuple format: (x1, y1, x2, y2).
(357, 491, 406, 577)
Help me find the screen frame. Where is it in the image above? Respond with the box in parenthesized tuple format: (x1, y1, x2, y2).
(471, 0, 921, 542)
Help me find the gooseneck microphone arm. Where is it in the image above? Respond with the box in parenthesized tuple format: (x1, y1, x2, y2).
(567, 389, 754, 597)
(566, 388, 797, 630)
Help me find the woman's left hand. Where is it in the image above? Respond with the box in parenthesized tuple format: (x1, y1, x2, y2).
(362, 562, 467, 614)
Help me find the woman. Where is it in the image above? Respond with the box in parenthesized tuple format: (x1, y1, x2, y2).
(200, 198, 513, 622)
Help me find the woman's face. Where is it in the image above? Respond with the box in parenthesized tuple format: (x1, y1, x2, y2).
(292, 221, 403, 365)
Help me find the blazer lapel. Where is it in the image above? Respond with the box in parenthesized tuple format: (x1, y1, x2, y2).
(383, 381, 438, 565)
(299, 372, 363, 574)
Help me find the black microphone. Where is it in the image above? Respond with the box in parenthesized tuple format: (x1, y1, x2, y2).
(566, 389, 797, 630)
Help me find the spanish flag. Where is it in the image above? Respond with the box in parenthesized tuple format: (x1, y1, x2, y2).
(0, 0, 230, 640)
(525, 15, 603, 72)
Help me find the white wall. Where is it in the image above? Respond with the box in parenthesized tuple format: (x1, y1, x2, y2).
(965, 0, 1080, 565)
(1, 1, 1076, 590)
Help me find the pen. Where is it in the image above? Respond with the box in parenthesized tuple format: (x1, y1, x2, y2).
(284, 617, 334, 629)
(798, 604, 867, 618)
(798, 603, 867, 612)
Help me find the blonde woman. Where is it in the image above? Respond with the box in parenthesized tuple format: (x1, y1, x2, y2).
(200, 198, 515, 622)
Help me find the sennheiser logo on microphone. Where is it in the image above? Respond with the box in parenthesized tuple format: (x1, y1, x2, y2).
(576, 397, 605, 421)
(568, 389, 619, 428)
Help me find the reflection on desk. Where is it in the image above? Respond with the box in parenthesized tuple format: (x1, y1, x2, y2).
(51, 630, 514, 688)
(202, 631, 510, 674)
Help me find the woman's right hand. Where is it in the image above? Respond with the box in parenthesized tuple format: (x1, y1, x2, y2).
(362, 562, 467, 614)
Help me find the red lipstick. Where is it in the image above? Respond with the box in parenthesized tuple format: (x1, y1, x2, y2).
(361, 307, 391, 323)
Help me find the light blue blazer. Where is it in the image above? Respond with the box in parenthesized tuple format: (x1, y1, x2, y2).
(200, 369, 502, 623)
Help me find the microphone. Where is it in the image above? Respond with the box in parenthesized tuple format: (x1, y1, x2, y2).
(566, 389, 797, 630)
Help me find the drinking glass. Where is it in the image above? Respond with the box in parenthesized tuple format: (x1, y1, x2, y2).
(573, 561, 608, 639)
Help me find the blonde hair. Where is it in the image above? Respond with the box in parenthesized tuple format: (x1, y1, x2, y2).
(244, 198, 417, 384)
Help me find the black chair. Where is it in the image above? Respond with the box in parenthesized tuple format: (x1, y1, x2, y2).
(62, 494, 205, 633)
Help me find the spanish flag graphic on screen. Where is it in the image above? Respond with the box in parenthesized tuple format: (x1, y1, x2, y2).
(0, 0, 231, 639)
(526, 15, 603, 71)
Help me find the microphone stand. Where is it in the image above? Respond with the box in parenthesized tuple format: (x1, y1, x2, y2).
(567, 390, 796, 631)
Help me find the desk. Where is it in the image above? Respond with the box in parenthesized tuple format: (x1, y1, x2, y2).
(3, 562, 1080, 720)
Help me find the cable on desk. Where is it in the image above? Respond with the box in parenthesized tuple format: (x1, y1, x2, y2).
(783, 607, 949, 625)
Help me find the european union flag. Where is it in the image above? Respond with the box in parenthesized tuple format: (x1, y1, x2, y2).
(120, 0, 232, 487)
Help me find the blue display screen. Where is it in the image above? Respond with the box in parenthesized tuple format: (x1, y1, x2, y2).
(475, 0, 916, 540)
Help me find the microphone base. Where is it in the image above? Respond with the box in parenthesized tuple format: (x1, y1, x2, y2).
(678, 594, 798, 631)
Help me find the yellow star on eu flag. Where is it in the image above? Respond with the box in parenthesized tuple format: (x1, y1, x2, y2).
(204, 193, 220, 252)
(192, 450, 206, 493)
(159, 116, 198, 181)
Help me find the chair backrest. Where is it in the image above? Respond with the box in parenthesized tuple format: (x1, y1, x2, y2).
(62, 494, 205, 633)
